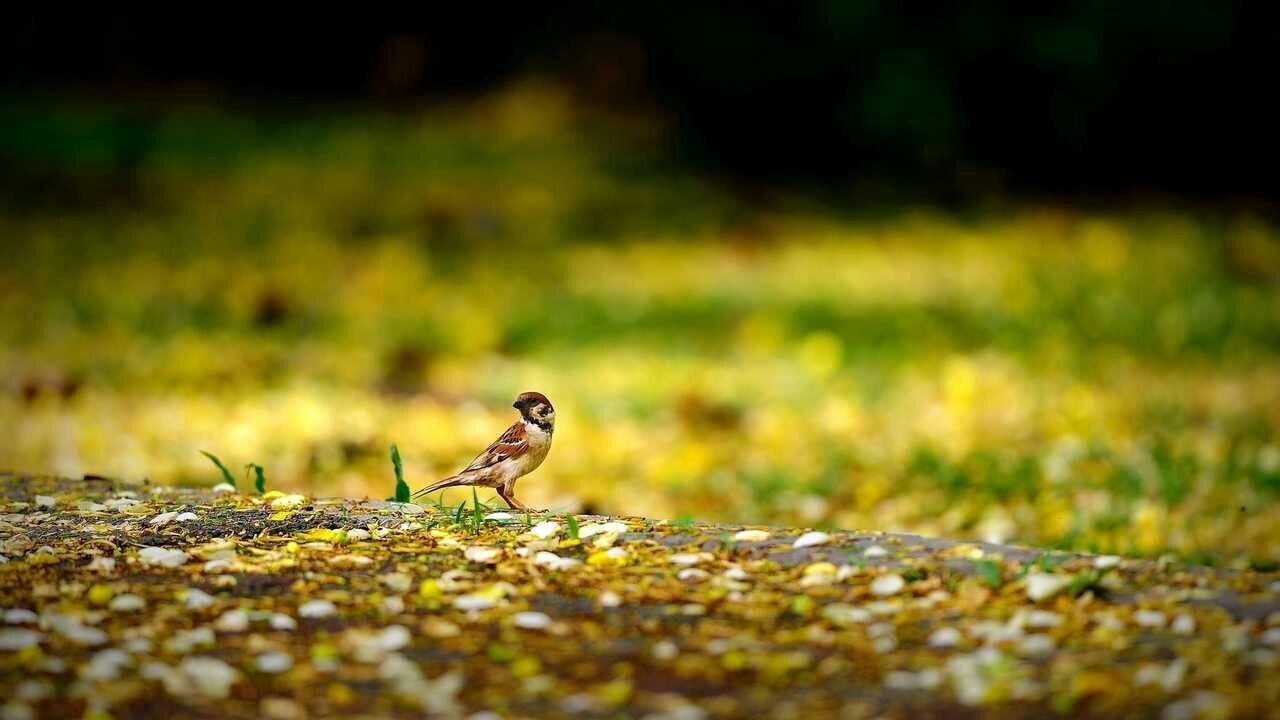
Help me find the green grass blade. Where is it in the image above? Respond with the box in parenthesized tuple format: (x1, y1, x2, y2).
(472, 486, 482, 534)
(390, 444, 410, 503)
(246, 463, 267, 494)
(565, 513, 580, 540)
(975, 559, 1003, 589)
(200, 450, 237, 490)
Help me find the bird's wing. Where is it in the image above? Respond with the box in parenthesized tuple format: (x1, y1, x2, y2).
(459, 421, 529, 474)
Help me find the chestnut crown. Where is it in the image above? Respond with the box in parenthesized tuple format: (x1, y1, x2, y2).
(513, 391, 554, 427)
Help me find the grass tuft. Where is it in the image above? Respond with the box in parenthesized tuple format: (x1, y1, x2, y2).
(974, 558, 1003, 589)
(245, 463, 267, 494)
(390, 444, 410, 503)
(200, 451, 237, 490)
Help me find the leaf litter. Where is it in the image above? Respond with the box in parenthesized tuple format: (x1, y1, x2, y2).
(0, 474, 1278, 718)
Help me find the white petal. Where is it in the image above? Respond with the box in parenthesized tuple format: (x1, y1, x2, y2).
(793, 531, 832, 549)
(870, 574, 905, 597)
(297, 600, 337, 619)
(578, 522, 628, 538)
(138, 546, 188, 567)
(928, 626, 962, 648)
(148, 512, 179, 527)
(464, 547, 501, 564)
(256, 651, 294, 674)
(109, 594, 146, 612)
(512, 611, 553, 630)
(529, 521, 561, 539)
(183, 589, 216, 610)
(1024, 573, 1068, 602)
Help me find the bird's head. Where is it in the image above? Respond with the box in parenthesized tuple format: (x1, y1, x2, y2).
(513, 391, 555, 431)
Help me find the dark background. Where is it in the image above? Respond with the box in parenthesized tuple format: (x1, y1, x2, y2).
(4, 3, 1278, 206)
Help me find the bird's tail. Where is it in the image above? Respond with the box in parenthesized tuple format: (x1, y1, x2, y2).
(411, 474, 471, 499)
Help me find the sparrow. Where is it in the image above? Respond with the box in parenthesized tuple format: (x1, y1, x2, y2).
(413, 391, 555, 510)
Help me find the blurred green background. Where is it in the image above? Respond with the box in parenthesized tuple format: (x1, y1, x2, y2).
(3, 83, 1278, 567)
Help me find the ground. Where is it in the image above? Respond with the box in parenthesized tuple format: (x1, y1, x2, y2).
(1, 474, 1278, 719)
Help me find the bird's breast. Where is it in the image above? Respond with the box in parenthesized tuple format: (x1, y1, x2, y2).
(518, 425, 552, 474)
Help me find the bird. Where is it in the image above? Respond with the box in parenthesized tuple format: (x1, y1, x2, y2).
(412, 391, 555, 510)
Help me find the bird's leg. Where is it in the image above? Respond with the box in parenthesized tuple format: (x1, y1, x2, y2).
(495, 485, 519, 510)
(498, 484, 532, 512)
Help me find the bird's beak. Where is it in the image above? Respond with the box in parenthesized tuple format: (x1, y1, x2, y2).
(512, 401, 521, 410)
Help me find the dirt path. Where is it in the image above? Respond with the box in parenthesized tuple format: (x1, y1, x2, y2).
(1, 474, 1277, 718)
